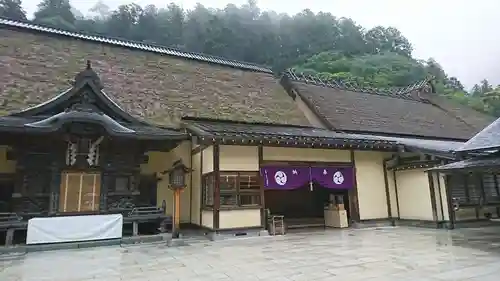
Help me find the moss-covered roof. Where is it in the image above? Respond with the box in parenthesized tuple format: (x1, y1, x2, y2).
(0, 19, 310, 127)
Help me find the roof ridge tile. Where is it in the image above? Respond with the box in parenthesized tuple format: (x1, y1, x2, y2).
(285, 68, 434, 102)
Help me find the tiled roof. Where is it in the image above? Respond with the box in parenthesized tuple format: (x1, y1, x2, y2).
(456, 117, 500, 152)
(430, 155, 500, 172)
(283, 70, 494, 140)
(184, 117, 465, 155)
(183, 117, 399, 150)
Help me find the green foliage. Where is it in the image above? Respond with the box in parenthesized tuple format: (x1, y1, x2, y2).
(33, 0, 75, 28)
(0, 0, 26, 20)
(295, 52, 427, 87)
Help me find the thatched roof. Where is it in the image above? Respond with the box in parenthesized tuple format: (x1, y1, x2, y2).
(282, 72, 494, 141)
(0, 18, 309, 128)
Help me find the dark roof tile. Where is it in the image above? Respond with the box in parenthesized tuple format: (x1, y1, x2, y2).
(431, 155, 500, 172)
(457, 118, 500, 152)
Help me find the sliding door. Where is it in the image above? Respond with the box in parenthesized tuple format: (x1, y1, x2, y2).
(59, 172, 101, 212)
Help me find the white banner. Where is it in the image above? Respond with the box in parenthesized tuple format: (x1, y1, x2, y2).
(26, 214, 123, 245)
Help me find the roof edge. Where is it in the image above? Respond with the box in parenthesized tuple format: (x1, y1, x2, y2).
(339, 129, 469, 142)
(0, 17, 273, 74)
(181, 116, 323, 130)
(279, 75, 337, 131)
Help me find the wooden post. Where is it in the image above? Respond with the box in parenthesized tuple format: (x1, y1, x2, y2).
(172, 188, 181, 238)
(348, 150, 360, 222)
(213, 144, 220, 230)
(5, 228, 15, 246)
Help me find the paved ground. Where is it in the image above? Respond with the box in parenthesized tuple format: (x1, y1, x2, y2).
(2, 226, 500, 281)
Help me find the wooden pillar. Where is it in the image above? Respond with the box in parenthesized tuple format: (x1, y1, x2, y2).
(494, 175, 500, 217)
(199, 147, 204, 226)
(258, 145, 265, 229)
(173, 188, 181, 238)
(393, 170, 401, 219)
(382, 159, 393, 225)
(100, 172, 109, 211)
(348, 150, 360, 222)
(427, 172, 438, 224)
(213, 144, 220, 230)
(444, 175, 455, 229)
(48, 162, 61, 214)
(435, 171, 446, 223)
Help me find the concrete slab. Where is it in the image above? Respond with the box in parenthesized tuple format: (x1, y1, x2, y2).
(1, 226, 500, 281)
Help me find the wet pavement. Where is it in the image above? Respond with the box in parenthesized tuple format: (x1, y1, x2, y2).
(2, 226, 500, 281)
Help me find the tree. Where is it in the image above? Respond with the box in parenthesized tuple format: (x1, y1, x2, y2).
(103, 3, 143, 39)
(0, 0, 27, 21)
(364, 26, 413, 57)
(88, 0, 111, 20)
(33, 0, 76, 30)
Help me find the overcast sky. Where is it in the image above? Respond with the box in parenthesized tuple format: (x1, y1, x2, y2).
(21, 0, 500, 88)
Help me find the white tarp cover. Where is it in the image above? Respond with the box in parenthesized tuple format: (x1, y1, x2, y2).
(26, 214, 123, 245)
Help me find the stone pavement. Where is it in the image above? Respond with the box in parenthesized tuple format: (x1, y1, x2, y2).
(2, 226, 500, 281)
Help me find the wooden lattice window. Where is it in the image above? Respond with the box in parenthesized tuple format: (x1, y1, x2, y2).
(483, 174, 500, 202)
(220, 172, 261, 208)
(202, 173, 214, 207)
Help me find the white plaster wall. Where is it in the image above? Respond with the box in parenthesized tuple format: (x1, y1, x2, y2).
(219, 209, 261, 229)
(355, 151, 389, 220)
(395, 169, 434, 220)
(219, 145, 259, 171)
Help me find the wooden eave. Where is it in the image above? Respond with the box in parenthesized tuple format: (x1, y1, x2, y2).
(182, 118, 399, 151)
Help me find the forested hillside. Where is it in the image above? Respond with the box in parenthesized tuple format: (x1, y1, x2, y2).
(1, 0, 498, 116)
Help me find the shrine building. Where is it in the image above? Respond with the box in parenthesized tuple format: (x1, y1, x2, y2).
(0, 17, 495, 245)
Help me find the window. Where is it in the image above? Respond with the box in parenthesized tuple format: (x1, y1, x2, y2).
(483, 174, 500, 202)
(220, 173, 238, 206)
(449, 174, 500, 205)
(202, 172, 262, 208)
(220, 172, 261, 208)
(449, 174, 467, 204)
(202, 173, 214, 207)
(466, 175, 481, 204)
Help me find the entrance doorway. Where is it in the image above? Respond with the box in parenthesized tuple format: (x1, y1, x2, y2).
(59, 172, 101, 212)
(265, 183, 350, 228)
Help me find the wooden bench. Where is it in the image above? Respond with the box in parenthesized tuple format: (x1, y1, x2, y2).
(0, 212, 28, 246)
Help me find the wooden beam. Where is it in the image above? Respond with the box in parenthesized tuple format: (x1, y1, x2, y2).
(427, 172, 438, 223)
(199, 149, 203, 226)
(382, 159, 394, 225)
(393, 170, 401, 219)
(435, 171, 446, 222)
(191, 144, 207, 155)
(348, 150, 360, 222)
(213, 144, 220, 230)
(258, 145, 265, 229)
